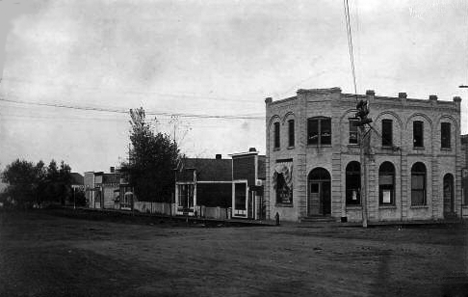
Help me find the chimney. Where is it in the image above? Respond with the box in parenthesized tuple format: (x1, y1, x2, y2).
(453, 96, 462, 109)
(398, 92, 407, 99)
(215, 154, 222, 159)
(110, 167, 115, 173)
(249, 147, 257, 152)
(265, 97, 272, 104)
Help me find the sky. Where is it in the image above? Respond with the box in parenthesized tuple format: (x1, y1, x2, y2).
(0, 0, 468, 174)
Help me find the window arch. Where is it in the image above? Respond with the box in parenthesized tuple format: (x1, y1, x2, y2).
(411, 162, 426, 206)
(379, 162, 395, 205)
(346, 161, 361, 205)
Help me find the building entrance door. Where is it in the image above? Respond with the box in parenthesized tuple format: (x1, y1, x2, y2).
(308, 168, 331, 216)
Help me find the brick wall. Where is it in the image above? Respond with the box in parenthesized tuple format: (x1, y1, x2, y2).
(266, 88, 462, 222)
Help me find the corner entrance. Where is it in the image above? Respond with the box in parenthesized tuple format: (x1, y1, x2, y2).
(308, 168, 331, 216)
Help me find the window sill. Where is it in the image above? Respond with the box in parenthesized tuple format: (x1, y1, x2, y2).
(441, 147, 452, 151)
(379, 205, 396, 209)
(413, 146, 425, 150)
(287, 146, 295, 150)
(381, 145, 394, 150)
(307, 144, 332, 148)
(346, 205, 362, 210)
(275, 203, 294, 207)
(410, 205, 428, 209)
(347, 144, 360, 148)
(273, 147, 280, 152)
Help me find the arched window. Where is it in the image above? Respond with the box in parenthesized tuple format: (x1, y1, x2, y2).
(288, 119, 295, 147)
(379, 162, 395, 205)
(443, 173, 454, 214)
(273, 122, 280, 149)
(411, 162, 426, 206)
(346, 161, 361, 205)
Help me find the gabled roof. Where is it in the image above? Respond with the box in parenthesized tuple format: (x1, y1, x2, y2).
(180, 158, 232, 181)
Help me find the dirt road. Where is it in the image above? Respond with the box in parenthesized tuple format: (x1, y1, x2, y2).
(0, 210, 467, 297)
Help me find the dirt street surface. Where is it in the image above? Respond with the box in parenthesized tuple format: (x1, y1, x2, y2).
(0, 210, 467, 297)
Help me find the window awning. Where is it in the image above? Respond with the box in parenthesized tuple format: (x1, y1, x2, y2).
(272, 161, 293, 189)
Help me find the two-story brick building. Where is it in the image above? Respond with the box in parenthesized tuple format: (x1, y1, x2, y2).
(265, 88, 463, 223)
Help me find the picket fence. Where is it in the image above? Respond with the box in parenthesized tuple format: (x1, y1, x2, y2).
(133, 201, 230, 220)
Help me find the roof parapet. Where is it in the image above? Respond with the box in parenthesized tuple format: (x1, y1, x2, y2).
(296, 87, 342, 95)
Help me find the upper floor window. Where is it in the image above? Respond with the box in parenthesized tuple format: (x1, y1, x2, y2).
(441, 122, 451, 149)
(308, 117, 331, 145)
(274, 122, 280, 149)
(382, 119, 393, 147)
(349, 118, 359, 145)
(379, 162, 395, 205)
(413, 121, 424, 148)
(288, 119, 295, 147)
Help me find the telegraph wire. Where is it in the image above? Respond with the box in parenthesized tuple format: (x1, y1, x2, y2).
(343, 0, 359, 100)
(1, 76, 263, 104)
(0, 97, 264, 120)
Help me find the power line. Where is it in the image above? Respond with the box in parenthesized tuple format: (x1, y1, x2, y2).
(0, 97, 264, 120)
(343, 0, 358, 97)
(1, 76, 263, 104)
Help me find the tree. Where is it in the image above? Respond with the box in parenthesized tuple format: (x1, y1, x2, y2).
(1, 158, 73, 208)
(43, 160, 72, 205)
(1, 159, 37, 206)
(123, 108, 180, 202)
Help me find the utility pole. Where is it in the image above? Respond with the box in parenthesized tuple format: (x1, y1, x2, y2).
(359, 126, 368, 227)
(355, 100, 372, 228)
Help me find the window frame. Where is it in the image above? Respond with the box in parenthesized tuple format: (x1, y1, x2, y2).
(349, 118, 359, 145)
(413, 121, 424, 148)
(411, 162, 427, 206)
(288, 119, 295, 147)
(345, 161, 361, 205)
(307, 117, 332, 146)
(441, 122, 451, 149)
(273, 122, 280, 149)
(382, 119, 393, 147)
(379, 162, 395, 205)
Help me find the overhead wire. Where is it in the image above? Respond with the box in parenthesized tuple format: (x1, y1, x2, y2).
(343, 0, 359, 101)
(0, 97, 264, 120)
(0, 76, 263, 104)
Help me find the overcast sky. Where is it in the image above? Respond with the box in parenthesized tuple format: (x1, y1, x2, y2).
(1, 0, 467, 174)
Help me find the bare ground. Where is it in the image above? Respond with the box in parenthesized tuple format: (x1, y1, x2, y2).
(0, 210, 467, 297)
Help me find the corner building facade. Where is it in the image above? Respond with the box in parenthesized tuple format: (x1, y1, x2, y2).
(265, 88, 463, 222)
